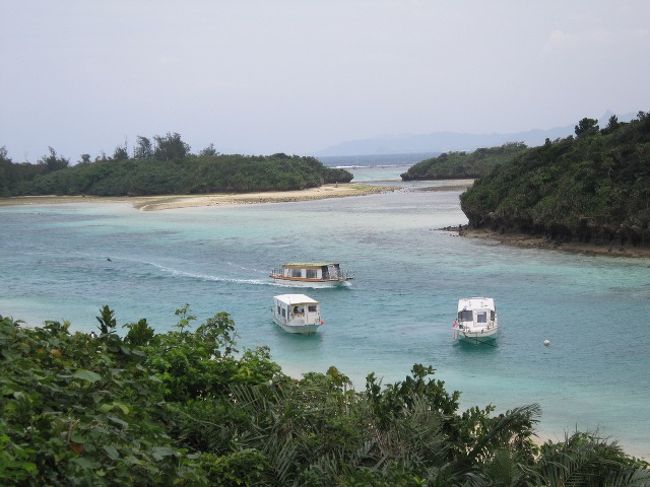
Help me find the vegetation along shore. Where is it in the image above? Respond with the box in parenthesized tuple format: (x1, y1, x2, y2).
(0, 133, 353, 198)
(459, 112, 650, 250)
(401, 143, 528, 181)
(1, 308, 648, 485)
(443, 225, 650, 259)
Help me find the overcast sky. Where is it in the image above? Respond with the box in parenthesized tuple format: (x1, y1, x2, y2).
(1, 0, 649, 160)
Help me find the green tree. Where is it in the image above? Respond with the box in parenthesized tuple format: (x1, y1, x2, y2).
(1, 146, 13, 163)
(134, 136, 153, 159)
(574, 117, 599, 138)
(199, 143, 218, 157)
(112, 145, 128, 161)
(123, 318, 155, 346)
(153, 132, 190, 161)
(607, 115, 619, 131)
(38, 147, 69, 172)
(96, 304, 117, 336)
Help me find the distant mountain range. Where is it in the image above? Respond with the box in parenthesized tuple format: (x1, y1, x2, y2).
(317, 111, 635, 157)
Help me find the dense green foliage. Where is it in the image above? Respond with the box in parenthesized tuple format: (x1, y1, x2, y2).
(0, 136, 352, 197)
(400, 143, 528, 181)
(1, 308, 648, 486)
(461, 113, 650, 246)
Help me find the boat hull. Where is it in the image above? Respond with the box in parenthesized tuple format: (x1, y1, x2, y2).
(455, 327, 498, 342)
(270, 276, 351, 288)
(273, 319, 321, 335)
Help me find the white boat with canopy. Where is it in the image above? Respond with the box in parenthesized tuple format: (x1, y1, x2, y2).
(272, 294, 324, 334)
(452, 297, 498, 342)
(270, 262, 352, 288)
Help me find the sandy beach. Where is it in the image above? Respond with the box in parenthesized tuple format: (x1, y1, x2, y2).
(0, 183, 394, 212)
(452, 226, 650, 259)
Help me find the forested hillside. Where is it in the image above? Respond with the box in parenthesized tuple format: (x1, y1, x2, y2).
(400, 143, 527, 181)
(460, 113, 650, 247)
(0, 134, 352, 197)
(1, 309, 647, 485)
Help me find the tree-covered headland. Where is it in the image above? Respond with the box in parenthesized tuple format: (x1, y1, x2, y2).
(460, 112, 650, 247)
(0, 133, 352, 197)
(400, 143, 528, 181)
(1, 308, 648, 485)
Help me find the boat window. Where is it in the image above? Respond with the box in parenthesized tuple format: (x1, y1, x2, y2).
(281, 308, 286, 317)
(308, 305, 317, 312)
(459, 310, 473, 321)
(490, 310, 495, 321)
(306, 269, 317, 279)
(477, 312, 487, 323)
(291, 269, 302, 277)
(277, 306, 281, 315)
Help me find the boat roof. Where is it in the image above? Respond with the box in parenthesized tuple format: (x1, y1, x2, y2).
(274, 294, 319, 305)
(458, 297, 495, 312)
(282, 262, 338, 268)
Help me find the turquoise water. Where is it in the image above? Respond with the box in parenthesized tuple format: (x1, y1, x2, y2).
(1, 172, 649, 457)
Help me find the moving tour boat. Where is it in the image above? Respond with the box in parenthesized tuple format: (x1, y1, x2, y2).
(270, 262, 352, 288)
(452, 297, 498, 342)
(272, 294, 324, 334)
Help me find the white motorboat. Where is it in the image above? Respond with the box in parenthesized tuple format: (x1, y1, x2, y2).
(452, 297, 498, 342)
(270, 262, 352, 288)
(272, 294, 324, 334)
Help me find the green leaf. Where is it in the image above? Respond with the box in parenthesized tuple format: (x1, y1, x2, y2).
(107, 415, 128, 429)
(71, 457, 99, 469)
(71, 432, 85, 444)
(114, 402, 130, 415)
(99, 402, 129, 414)
(151, 446, 175, 461)
(72, 369, 102, 383)
(103, 445, 120, 460)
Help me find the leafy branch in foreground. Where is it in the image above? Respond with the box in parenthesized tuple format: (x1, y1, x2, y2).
(0, 308, 647, 486)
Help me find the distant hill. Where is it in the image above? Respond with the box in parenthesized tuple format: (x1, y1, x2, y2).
(318, 112, 635, 157)
(0, 149, 353, 197)
(460, 112, 650, 247)
(400, 143, 528, 181)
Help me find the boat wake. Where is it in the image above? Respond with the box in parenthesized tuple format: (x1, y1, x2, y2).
(145, 261, 325, 288)
(225, 261, 267, 274)
(146, 262, 273, 286)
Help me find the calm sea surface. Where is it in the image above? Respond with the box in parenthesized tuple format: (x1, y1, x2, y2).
(1, 166, 649, 457)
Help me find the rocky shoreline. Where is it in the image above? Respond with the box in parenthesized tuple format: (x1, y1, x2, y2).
(443, 225, 650, 259)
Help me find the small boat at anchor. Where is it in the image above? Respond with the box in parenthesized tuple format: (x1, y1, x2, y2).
(272, 294, 324, 334)
(452, 297, 498, 342)
(270, 262, 352, 288)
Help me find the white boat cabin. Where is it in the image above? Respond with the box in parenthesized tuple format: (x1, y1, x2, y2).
(454, 297, 498, 340)
(272, 294, 323, 334)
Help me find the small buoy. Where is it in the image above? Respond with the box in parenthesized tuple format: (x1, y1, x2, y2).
(543, 339, 550, 347)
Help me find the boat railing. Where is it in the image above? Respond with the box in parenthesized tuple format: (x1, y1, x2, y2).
(329, 270, 353, 281)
